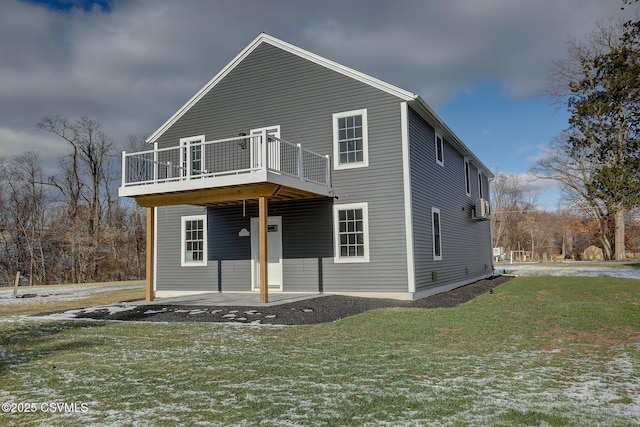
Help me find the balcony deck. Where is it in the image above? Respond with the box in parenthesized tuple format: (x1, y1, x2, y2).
(119, 131, 333, 207)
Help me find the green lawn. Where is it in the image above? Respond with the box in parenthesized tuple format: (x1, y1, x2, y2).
(0, 276, 638, 426)
(0, 281, 144, 316)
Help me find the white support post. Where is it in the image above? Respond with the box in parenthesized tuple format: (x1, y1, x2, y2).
(325, 155, 331, 189)
(297, 143, 304, 178)
(153, 148, 158, 183)
(261, 129, 268, 171)
(185, 143, 191, 180)
(167, 161, 172, 179)
(121, 151, 127, 186)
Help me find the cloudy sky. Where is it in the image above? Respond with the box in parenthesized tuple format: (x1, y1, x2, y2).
(2, 0, 638, 208)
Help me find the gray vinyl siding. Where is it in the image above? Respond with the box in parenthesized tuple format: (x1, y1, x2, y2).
(220, 260, 251, 291)
(409, 108, 493, 293)
(283, 259, 319, 292)
(154, 42, 409, 293)
(155, 205, 218, 292)
(206, 199, 332, 292)
(207, 204, 251, 291)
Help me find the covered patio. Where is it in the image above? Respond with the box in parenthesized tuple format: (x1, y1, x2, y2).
(118, 130, 333, 304)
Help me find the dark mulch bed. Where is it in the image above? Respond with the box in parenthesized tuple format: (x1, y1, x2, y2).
(56, 276, 511, 325)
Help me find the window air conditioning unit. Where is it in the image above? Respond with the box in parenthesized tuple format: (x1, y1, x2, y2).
(473, 198, 491, 220)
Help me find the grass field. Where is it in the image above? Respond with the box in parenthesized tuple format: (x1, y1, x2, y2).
(0, 276, 639, 426)
(0, 281, 144, 317)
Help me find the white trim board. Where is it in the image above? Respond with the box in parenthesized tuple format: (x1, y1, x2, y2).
(400, 102, 415, 293)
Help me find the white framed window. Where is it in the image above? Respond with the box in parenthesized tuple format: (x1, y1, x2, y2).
(333, 109, 368, 170)
(432, 207, 442, 261)
(478, 172, 484, 199)
(179, 135, 206, 178)
(333, 202, 370, 263)
(181, 215, 207, 266)
(464, 157, 471, 197)
(435, 132, 444, 166)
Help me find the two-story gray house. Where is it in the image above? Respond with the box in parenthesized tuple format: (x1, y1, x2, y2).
(119, 33, 494, 303)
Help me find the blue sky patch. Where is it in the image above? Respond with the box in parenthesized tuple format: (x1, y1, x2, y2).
(23, 0, 111, 13)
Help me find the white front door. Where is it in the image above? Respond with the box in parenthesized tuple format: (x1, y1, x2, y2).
(250, 125, 280, 171)
(250, 216, 283, 291)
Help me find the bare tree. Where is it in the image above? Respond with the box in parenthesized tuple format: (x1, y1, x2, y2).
(0, 120, 148, 287)
(37, 116, 113, 233)
(491, 173, 524, 251)
(491, 172, 544, 258)
(0, 157, 17, 286)
(532, 133, 614, 259)
(0, 152, 49, 285)
(37, 116, 115, 282)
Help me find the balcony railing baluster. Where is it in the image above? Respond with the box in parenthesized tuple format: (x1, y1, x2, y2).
(121, 133, 331, 192)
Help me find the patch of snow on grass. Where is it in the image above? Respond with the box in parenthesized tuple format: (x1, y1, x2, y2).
(505, 263, 640, 279)
(0, 282, 144, 305)
(1, 318, 637, 426)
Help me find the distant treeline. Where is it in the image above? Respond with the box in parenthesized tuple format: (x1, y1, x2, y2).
(0, 117, 146, 286)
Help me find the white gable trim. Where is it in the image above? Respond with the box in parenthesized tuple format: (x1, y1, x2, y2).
(400, 102, 415, 293)
(147, 33, 416, 143)
(264, 34, 416, 101)
(147, 33, 265, 143)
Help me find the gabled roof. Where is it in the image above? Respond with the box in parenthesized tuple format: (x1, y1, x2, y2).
(147, 33, 491, 177)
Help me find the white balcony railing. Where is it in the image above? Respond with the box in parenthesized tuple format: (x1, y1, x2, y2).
(120, 131, 332, 197)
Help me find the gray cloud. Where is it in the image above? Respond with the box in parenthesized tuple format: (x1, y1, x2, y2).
(0, 0, 637, 172)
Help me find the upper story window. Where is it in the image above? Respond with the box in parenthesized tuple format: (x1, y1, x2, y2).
(432, 207, 442, 261)
(435, 132, 444, 166)
(464, 158, 471, 197)
(181, 215, 207, 267)
(478, 172, 485, 199)
(333, 202, 370, 263)
(333, 109, 368, 170)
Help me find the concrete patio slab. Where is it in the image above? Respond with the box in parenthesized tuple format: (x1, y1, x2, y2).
(145, 292, 323, 307)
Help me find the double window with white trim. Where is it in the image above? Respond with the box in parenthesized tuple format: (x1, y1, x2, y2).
(181, 215, 207, 266)
(333, 109, 368, 170)
(333, 202, 370, 263)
